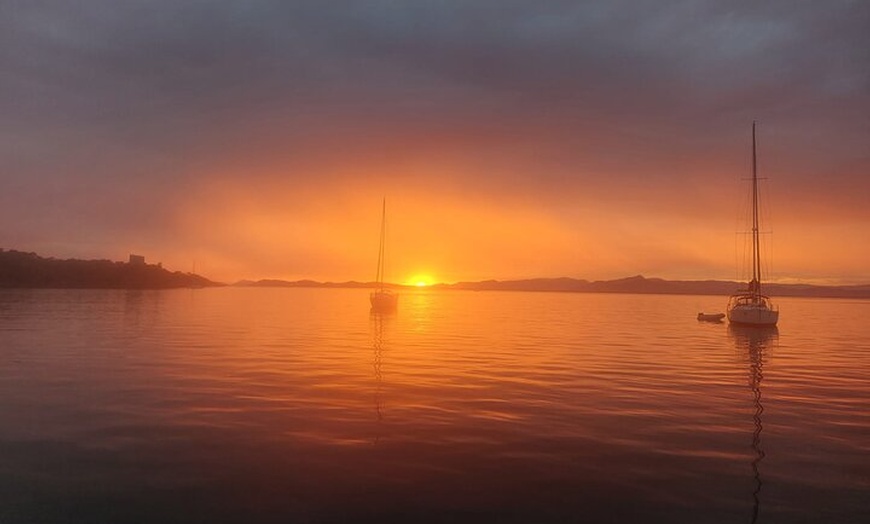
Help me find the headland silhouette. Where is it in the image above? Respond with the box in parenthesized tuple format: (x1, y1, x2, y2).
(0, 249, 221, 289)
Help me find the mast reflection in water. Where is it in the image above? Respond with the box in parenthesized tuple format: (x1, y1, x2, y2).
(370, 311, 389, 436)
(730, 325, 778, 524)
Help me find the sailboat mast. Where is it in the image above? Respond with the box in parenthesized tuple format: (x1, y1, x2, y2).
(751, 121, 761, 294)
(376, 198, 386, 290)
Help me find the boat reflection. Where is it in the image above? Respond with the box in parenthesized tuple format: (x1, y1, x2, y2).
(369, 311, 391, 443)
(729, 325, 778, 524)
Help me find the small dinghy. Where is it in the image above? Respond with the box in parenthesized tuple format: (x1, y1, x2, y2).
(697, 312, 726, 322)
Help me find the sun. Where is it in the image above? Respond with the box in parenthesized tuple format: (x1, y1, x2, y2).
(406, 274, 435, 287)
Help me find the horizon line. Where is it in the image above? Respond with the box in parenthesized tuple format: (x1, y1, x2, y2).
(232, 274, 870, 289)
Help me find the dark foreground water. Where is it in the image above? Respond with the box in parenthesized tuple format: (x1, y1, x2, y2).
(1, 288, 868, 523)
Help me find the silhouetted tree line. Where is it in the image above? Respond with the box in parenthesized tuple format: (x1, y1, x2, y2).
(0, 249, 220, 289)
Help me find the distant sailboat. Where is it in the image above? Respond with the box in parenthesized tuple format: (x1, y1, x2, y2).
(727, 122, 779, 327)
(370, 199, 398, 312)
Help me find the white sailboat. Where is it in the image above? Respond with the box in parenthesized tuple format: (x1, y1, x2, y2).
(370, 198, 398, 312)
(727, 122, 779, 327)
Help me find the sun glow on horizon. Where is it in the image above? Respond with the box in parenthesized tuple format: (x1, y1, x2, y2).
(406, 274, 435, 287)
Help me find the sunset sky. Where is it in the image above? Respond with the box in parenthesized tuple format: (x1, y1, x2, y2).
(2, 1, 868, 285)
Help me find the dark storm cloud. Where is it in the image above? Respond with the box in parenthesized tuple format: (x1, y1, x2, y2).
(3, 1, 867, 150)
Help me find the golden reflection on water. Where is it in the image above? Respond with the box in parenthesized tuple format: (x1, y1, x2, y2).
(729, 325, 778, 524)
(403, 288, 436, 333)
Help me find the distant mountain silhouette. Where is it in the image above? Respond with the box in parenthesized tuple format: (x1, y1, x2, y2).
(235, 275, 870, 299)
(0, 249, 222, 289)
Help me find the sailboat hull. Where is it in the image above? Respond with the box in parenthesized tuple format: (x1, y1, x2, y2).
(727, 295, 779, 326)
(370, 291, 398, 312)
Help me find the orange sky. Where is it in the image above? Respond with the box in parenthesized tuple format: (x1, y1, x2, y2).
(1, 2, 868, 285)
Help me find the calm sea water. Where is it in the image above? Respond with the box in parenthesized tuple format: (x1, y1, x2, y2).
(1, 288, 868, 523)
